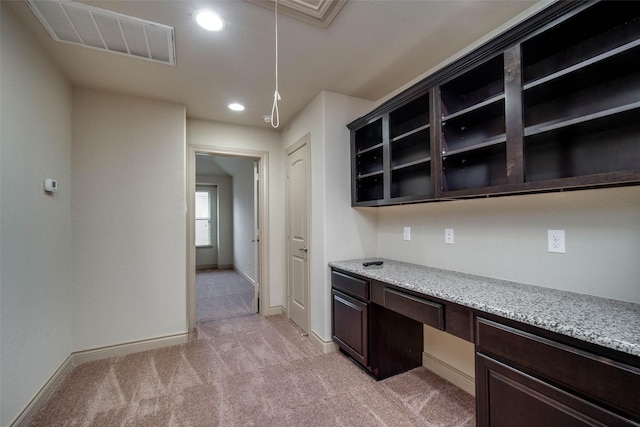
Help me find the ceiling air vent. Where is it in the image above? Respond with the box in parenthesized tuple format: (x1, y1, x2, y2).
(26, 0, 176, 66)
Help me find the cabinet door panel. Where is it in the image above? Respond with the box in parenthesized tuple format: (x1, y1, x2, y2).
(332, 290, 368, 367)
(476, 318, 640, 420)
(476, 354, 637, 427)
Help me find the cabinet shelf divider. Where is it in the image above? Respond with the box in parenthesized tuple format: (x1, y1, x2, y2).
(391, 157, 432, 171)
(391, 124, 431, 142)
(356, 142, 384, 155)
(441, 93, 505, 122)
(357, 169, 384, 179)
(443, 135, 507, 157)
(524, 101, 640, 138)
(523, 38, 640, 91)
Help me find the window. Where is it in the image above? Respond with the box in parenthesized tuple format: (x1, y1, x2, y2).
(195, 190, 211, 246)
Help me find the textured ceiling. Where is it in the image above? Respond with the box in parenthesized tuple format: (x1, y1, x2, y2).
(5, 0, 545, 129)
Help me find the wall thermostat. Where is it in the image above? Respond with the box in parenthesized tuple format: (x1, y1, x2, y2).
(44, 179, 58, 193)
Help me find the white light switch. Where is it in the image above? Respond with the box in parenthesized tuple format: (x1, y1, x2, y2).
(403, 226, 411, 241)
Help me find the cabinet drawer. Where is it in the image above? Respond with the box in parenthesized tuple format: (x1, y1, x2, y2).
(476, 318, 640, 420)
(476, 353, 637, 426)
(383, 288, 444, 330)
(331, 270, 369, 300)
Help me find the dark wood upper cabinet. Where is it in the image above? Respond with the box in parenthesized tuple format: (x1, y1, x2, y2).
(440, 53, 508, 193)
(348, 1, 640, 206)
(352, 118, 384, 204)
(389, 92, 432, 201)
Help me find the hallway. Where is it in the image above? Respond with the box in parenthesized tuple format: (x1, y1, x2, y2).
(196, 269, 255, 323)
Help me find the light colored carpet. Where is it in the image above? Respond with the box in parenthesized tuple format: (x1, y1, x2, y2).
(196, 269, 255, 323)
(29, 315, 475, 426)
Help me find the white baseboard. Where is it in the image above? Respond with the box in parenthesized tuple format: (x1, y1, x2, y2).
(11, 332, 190, 426)
(233, 266, 256, 286)
(422, 352, 476, 396)
(266, 305, 286, 316)
(73, 332, 190, 364)
(196, 264, 218, 270)
(310, 331, 339, 354)
(11, 355, 74, 427)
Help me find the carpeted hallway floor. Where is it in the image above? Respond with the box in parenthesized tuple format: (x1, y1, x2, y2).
(28, 314, 475, 426)
(196, 269, 255, 323)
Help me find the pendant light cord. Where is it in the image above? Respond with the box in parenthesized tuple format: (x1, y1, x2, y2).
(270, 0, 281, 128)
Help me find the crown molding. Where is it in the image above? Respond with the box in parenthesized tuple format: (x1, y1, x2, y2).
(245, 0, 347, 29)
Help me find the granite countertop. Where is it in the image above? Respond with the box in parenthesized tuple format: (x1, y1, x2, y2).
(329, 258, 640, 357)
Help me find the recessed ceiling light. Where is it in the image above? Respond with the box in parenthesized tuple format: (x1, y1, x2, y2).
(228, 103, 245, 112)
(193, 10, 225, 32)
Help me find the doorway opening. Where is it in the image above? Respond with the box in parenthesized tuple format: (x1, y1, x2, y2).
(187, 145, 269, 330)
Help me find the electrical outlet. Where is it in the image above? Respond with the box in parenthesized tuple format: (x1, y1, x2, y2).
(445, 228, 454, 244)
(548, 229, 565, 253)
(403, 226, 411, 241)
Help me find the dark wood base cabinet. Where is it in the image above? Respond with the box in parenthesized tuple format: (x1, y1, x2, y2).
(332, 267, 640, 424)
(331, 270, 424, 380)
(476, 318, 640, 426)
(332, 289, 369, 367)
(369, 303, 422, 380)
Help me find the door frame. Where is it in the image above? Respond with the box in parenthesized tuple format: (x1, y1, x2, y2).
(187, 144, 270, 330)
(252, 160, 261, 313)
(285, 134, 311, 333)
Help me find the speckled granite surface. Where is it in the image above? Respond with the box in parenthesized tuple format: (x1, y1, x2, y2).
(329, 258, 640, 357)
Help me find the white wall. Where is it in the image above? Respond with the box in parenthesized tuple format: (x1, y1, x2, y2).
(72, 89, 187, 351)
(375, 186, 640, 385)
(187, 119, 284, 310)
(376, 187, 640, 303)
(0, 5, 73, 425)
(196, 174, 233, 268)
(282, 91, 377, 342)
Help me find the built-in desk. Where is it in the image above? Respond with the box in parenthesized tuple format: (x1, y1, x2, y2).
(329, 259, 640, 426)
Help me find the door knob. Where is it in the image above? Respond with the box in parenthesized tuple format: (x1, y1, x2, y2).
(299, 247, 308, 252)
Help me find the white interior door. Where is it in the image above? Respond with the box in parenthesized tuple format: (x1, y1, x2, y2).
(253, 160, 260, 313)
(286, 137, 310, 333)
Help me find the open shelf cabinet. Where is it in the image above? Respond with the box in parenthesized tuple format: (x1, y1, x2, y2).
(439, 54, 507, 192)
(521, 1, 640, 185)
(348, 0, 640, 206)
(350, 91, 432, 205)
